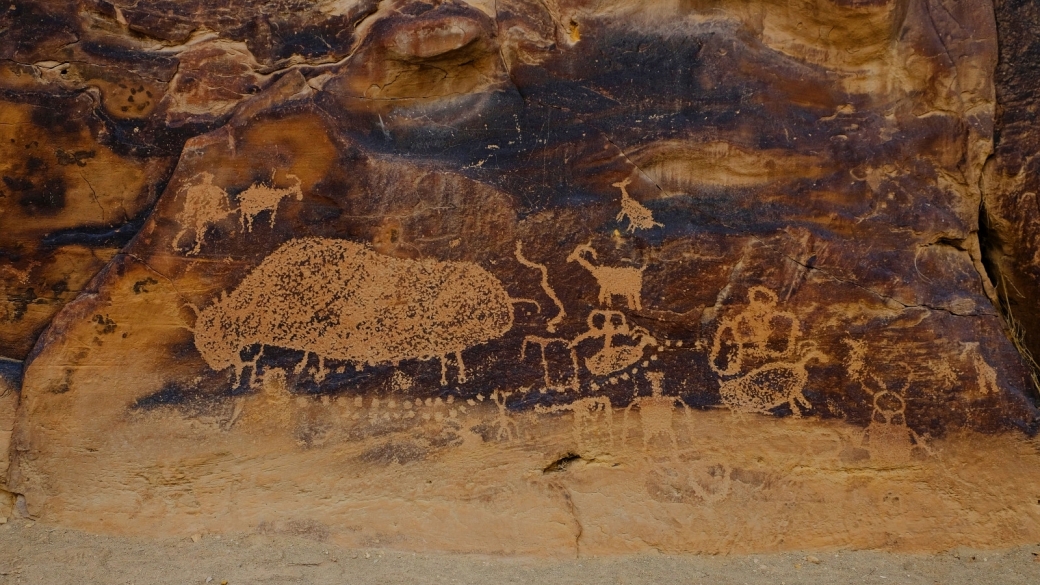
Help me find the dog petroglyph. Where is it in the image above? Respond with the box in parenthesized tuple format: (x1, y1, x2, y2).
(237, 172, 303, 232)
(567, 242, 645, 310)
(190, 237, 539, 387)
(613, 177, 662, 233)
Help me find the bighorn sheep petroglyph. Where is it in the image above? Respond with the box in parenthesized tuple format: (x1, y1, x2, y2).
(189, 237, 538, 387)
(567, 242, 645, 310)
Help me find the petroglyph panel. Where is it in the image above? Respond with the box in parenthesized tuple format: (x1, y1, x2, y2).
(4, 0, 1040, 556)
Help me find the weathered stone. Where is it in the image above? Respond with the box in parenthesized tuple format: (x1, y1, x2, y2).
(983, 0, 1040, 387)
(3, 0, 1040, 554)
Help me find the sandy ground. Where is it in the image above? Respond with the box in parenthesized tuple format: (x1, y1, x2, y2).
(0, 521, 1037, 584)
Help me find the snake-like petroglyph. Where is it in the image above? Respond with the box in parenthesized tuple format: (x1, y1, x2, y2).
(515, 241, 566, 333)
(191, 237, 538, 386)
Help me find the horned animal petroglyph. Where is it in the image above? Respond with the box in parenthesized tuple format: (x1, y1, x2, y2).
(173, 172, 234, 255)
(613, 178, 661, 232)
(237, 173, 303, 232)
(960, 342, 998, 395)
(190, 237, 538, 386)
(717, 341, 826, 416)
(567, 242, 645, 310)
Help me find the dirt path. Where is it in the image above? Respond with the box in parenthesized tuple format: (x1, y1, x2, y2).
(0, 520, 1038, 584)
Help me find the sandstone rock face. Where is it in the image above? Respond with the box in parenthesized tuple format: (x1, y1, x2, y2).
(984, 0, 1040, 387)
(3, 0, 1040, 554)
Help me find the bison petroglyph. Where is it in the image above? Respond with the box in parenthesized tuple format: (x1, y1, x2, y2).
(716, 342, 827, 417)
(190, 237, 538, 387)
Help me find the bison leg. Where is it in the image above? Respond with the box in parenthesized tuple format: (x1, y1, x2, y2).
(455, 351, 467, 384)
(246, 346, 265, 389)
(439, 355, 448, 386)
(790, 391, 811, 417)
(294, 351, 310, 375)
(315, 355, 327, 383)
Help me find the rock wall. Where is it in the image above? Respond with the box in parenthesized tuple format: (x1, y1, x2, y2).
(984, 0, 1040, 388)
(2, 0, 1039, 553)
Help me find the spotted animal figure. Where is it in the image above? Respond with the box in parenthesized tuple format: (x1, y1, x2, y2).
(173, 172, 233, 255)
(191, 237, 538, 386)
(613, 178, 662, 232)
(567, 243, 645, 310)
(717, 342, 826, 416)
(237, 173, 303, 232)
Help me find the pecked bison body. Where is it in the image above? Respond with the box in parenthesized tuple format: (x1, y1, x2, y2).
(194, 237, 524, 385)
